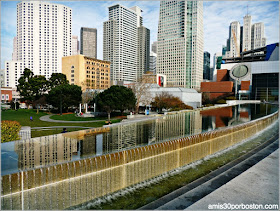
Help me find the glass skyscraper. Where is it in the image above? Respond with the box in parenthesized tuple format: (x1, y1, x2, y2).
(157, 1, 203, 90)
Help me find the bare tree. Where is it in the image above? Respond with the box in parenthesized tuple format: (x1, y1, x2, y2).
(129, 77, 153, 113)
(82, 91, 94, 104)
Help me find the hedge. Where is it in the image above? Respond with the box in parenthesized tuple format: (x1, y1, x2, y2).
(1, 120, 21, 143)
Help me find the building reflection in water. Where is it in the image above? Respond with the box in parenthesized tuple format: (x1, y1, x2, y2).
(12, 104, 274, 173)
(14, 135, 78, 171)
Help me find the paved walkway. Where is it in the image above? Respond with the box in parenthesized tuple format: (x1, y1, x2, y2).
(186, 149, 279, 210)
(39, 114, 106, 123)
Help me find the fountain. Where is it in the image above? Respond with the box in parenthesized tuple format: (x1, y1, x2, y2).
(1, 108, 278, 210)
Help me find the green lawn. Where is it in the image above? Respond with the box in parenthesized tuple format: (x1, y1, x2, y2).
(1, 109, 121, 138)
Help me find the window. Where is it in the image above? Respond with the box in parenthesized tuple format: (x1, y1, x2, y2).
(6, 95, 9, 100)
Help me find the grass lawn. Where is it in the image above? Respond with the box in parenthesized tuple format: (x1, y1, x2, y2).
(1, 109, 121, 138)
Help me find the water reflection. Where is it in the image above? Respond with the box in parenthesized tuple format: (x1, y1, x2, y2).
(1, 103, 277, 176)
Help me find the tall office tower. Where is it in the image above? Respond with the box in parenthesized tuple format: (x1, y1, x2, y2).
(12, 37, 17, 61)
(222, 45, 227, 56)
(71, 35, 79, 55)
(203, 51, 210, 80)
(157, 1, 204, 89)
(16, 1, 72, 80)
(149, 51, 157, 73)
(251, 23, 266, 49)
(242, 15, 252, 52)
(151, 41, 158, 54)
(103, 4, 150, 83)
(80, 27, 97, 58)
(137, 26, 150, 80)
(228, 21, 241, 58)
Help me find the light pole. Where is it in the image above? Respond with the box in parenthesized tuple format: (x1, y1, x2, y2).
(94, 90, 97, 116)
(14, 98, 17, 110)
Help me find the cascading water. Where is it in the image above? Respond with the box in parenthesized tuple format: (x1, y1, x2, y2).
(1, 108, 278, 210)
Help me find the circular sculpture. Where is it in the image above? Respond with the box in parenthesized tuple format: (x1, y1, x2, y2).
(231, 65, 248, 78)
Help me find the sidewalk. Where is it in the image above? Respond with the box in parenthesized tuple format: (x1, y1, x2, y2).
(187, 149, 279, 210)
(39, 114, 106, 123)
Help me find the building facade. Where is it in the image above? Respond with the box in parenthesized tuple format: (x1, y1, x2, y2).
(103, 4, 150, 84)
(203, 51, 211, 80)
(71, 35, 79, 55)
(80, 27, 97, 58)
(224, 15, 266, 58)
(242, 15, 252, 52)
(149, 51, 157, 73)
(156, 1, 204, 90)
(137, 26, 150, 81)
(0, 69, 5, 87)
(251, 23, 266, 49)
(12, 36, 17, 61)
(62, 55, 110, 91)
(15, 1, 72, 80)
(4, 61, 24, 88)
(151, 41, 158, 54)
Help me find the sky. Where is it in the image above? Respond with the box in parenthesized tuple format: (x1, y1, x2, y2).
(1, 0, 279, 69)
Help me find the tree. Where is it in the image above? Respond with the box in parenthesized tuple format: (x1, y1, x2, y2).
(48, 73, 69, 89)
(151, 92, 193, 112)
(17, 68, 48, 109)
(130, 77, 153, 113)
(96, 85, 136, 121)
(47, 84, 82, 114)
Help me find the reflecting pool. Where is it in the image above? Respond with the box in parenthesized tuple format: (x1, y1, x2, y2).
(1, 103, 278, 176)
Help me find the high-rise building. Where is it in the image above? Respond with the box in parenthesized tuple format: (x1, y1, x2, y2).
(157, 1, 204, 90)
(103, 4, 150, 83)
(151, 41, 158, 54)
(15, 1, 72, 80)
(242, 15, 252, 52)
(251, 23, 266, 49)
(228, 21, 241, 58)
(137, 26, 150, 80)
(80, 27, 97, 58)
(12, 37, 17, 61)
(71, 35, 79, 55)
(203, 52, 211, 80)
(149, 51, 157, 73)
(224, 15, 266, 58)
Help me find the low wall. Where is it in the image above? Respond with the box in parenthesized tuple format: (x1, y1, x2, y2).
(1, 111, 278, 210)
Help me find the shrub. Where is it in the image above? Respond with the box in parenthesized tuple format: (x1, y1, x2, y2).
(216, 99, 227, 104)
(226, 96, 236, 100)
(1, 121, 21, 143)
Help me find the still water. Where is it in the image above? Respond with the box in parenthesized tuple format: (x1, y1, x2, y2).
(1, 103, 277, 176)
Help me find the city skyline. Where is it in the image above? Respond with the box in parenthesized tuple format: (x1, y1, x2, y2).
(1, 1, 279, 69)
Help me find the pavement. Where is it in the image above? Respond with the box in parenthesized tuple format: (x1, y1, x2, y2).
(140, 134, 279, 210)
(39, 114, 106, 123)
(186, 149, 279, 210)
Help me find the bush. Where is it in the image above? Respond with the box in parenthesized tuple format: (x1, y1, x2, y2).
(216, 99, 227, 104)
(226, 96, 236, 100)
(1, 121, 21, 143)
